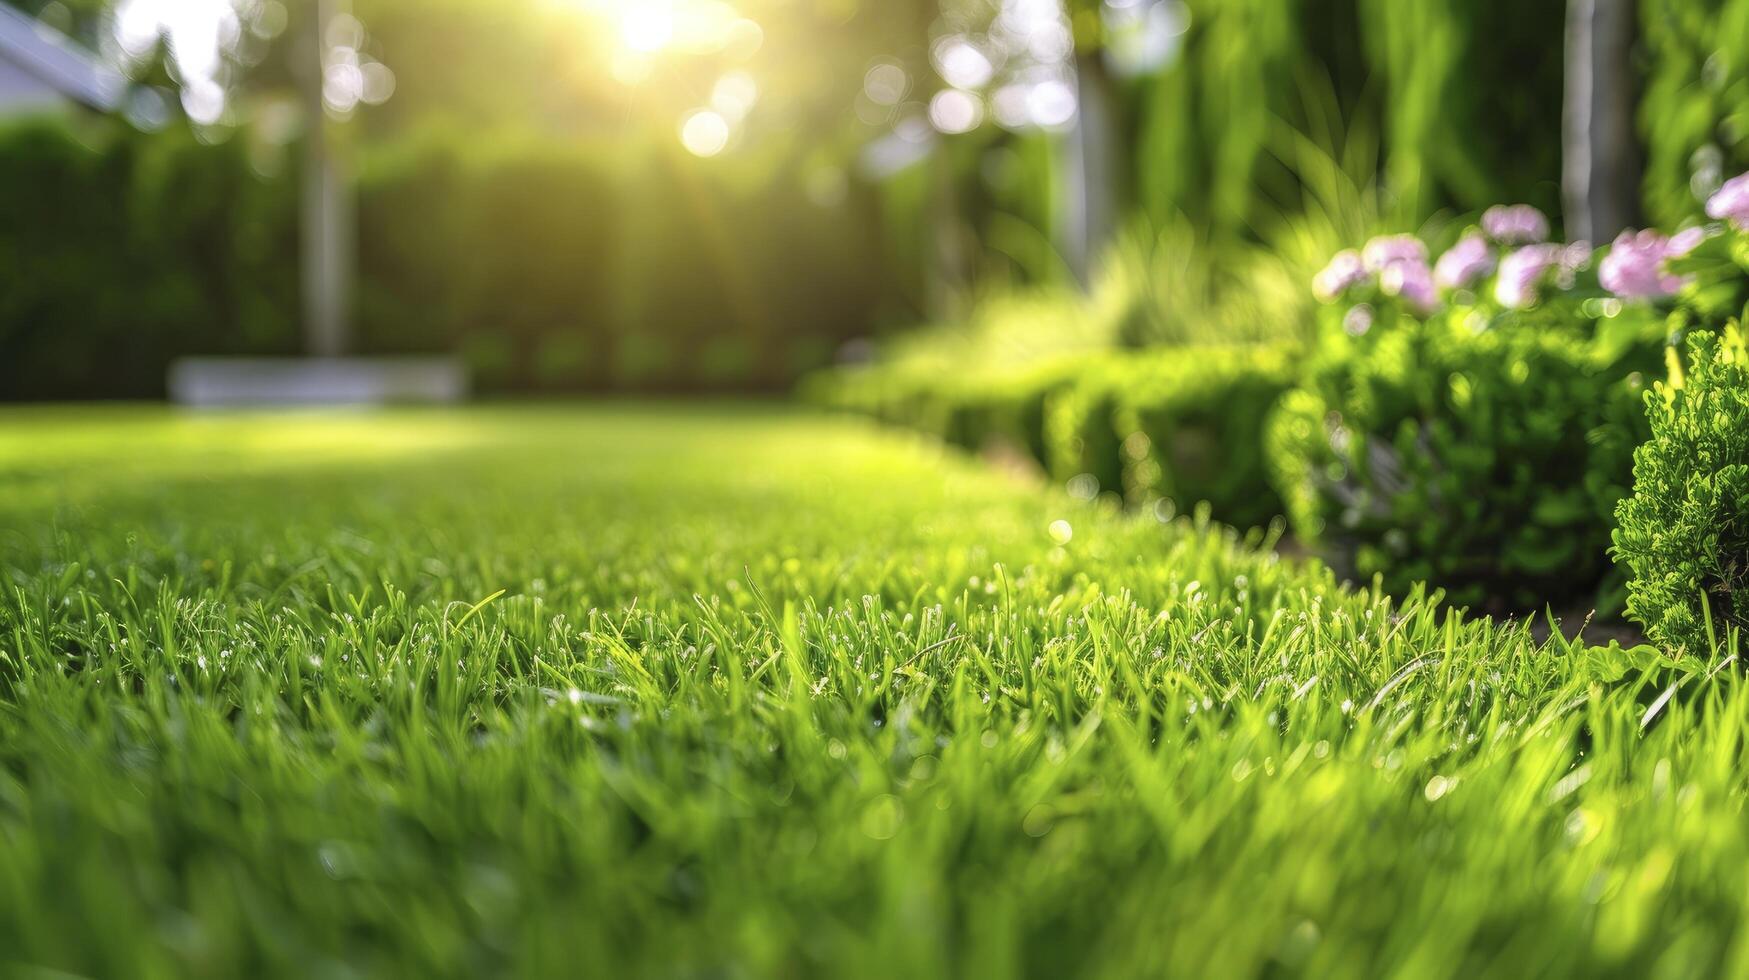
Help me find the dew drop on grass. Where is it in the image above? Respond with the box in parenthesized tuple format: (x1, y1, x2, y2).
(1424, 775, 1453, 802)
(861, 795, 903, 840)
(1022, 804, 1055, 838)
(1048, 520, 1073, 545)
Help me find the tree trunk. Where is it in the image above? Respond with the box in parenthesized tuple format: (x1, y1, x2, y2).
(1563, 0, 1641, 243)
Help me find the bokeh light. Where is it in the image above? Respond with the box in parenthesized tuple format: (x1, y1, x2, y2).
(711, 71, 759, 120)
(863, 62, 909, 107)
(619, 5, 674, 53)
(113, 0, 238, 124)
(680, 109, 731, 156)
(927, 89, 982, 134)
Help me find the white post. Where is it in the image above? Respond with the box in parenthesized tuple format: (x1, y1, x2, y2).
(1563, 0, 1640, 242)
(1060, 52, 1118, 288)
(301, 0, 351, 357)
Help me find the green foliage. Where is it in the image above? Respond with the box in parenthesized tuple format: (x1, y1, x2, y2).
(1134, 0, 1563, 243)
(0, 116, 298, 399)
(1269, 309, 1662, 612)
(1357, 0, 1566, 222)
(6, 404, 1749, 974)
(812, 344, 1294, 529)
(1095, 221, 1317, 349)
(1615, 325, 1749, 654)
(806, 355, 1087, 469)
(1639, 0, 1749, 228)
(1042, 346, 1295, 528)
(1136, 0, 1310, 237)
(0, 116, 890, 397)
(1115, 346, 1295, 529)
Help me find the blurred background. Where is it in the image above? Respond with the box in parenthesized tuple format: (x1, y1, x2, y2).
(0, 0, 1741, 400)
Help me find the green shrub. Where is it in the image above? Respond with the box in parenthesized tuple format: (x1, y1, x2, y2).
(1639, 0, 1749, 229)
(1269, 310, 1661, 612)
(1115, 346, 1294, 529)
(0, 117, 299, 399)
(809, 358, 1084, 471)
(355, 136, 619, 384)
(817, 345, 1294, 528)
(1039, 346, 1295, 525)
(1044, 366, 1130, 498)
(1614, 325, 1749, 654)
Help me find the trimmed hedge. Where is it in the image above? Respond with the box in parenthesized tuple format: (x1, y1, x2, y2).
(1268, 310, 1662, 612)
(1115, 347, 1293, 528)
(1043, 363, 1130, 497)
(811, 344, 1295, 529)
(0, 116, 298, 400)
(0, 117, 890, 399)
(1041, 346, 1294, 527)
(804, 357, 1088, 471)
(1614, 325, 1749, 655)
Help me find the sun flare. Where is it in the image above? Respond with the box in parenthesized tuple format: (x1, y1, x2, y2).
(577, 0, 761, 59)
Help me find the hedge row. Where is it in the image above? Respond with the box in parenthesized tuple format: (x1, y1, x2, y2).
(819, 191, 1749, 653)
(0, 116, 889, 399)
(807, 204, 1743, 626)
(1270, 311, 1660, 613)
(808, 344, 1296, 532)
(810, 320, 1656, 618)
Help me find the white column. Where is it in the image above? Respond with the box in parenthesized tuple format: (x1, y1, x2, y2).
(1563, 0, 1641, 242)
(301, 0, 351, 357)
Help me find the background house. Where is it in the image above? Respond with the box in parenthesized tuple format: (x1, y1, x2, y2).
(0, 2, 117, 115)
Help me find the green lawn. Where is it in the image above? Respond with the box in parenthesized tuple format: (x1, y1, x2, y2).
(0, 404, 1742, 978)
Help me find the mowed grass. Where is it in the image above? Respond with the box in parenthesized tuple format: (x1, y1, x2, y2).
(0, 403, 1745, 978)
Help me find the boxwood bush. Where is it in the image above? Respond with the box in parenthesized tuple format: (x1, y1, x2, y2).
(1043, 360, 1133, 497)
(1614, 325, 1749, 655)
(804, 357, 1086, 471)
(814, 345, 1294, 529)
(1268, 310, 1661, 612)
(1039, 345, 1298, 525)
(1114, 346, 1293, 528)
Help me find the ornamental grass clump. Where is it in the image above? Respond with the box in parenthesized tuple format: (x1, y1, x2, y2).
(1614, 325, 1749, 655)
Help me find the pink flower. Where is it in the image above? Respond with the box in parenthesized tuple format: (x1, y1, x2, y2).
(1361, 234, 1428, 273)
(1705, 172, 1749, 230)
(1599, 229, 1687, 299)
(1381, 260, 1438, 315)
(1494, 244, 1562, 309)
(1555, 241, 1592, 289)
(1669, 225, 1709, 256)
(1482, 205, 1550, 245)
(1313, 249, 1370, 302)
(1433, 233, 1495, 290)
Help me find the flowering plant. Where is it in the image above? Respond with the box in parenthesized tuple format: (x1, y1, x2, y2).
(1314, 197, 1749, 325)
(1280, 200, 1730, 614)
(1311, 205, 1602, 350)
